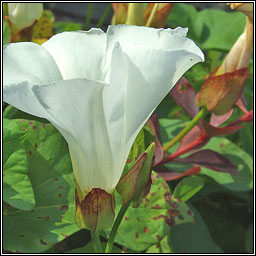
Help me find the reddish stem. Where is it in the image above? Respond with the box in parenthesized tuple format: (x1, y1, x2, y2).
(154, 110, 253, 168)
(154, 133, 207, 167)
(227, 110, 253, 127)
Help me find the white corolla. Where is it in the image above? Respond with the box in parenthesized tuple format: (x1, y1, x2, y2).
(3, 25, 204, 195)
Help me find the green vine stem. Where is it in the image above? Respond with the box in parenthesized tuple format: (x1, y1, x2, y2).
(105, 200, 132, 253)
(163, 107, 209, 152)
(91, 230, 103, 253)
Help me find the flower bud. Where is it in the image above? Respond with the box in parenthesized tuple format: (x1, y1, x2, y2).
(117, 142, 155, 207)
(126, 3, 144, 26)
(144, 3, 174, 28)
(217, 17, 253, 75)
(111, 3, 128, 25)
(8, 3, 43, 32)
(197, 3, 253, 115)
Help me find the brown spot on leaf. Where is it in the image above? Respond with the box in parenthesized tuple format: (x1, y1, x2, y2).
(28, 151, 32, 155)
(37, 216, 50, 221)
(29, 209, 35, 213)
(144, 227, 149, 233)
(151, 192, 156, 196)
(33, 126, 37, 129)
(153, 215, 165, 221)
(153, 204, 161, 209)
(164, 192, 172, 202)
(168, 209, 179, 217)
(58, 194, 62, 198)
(169, 202, 179, 208)
(126, 159, 131, 163)
(166, 216, 175, 226)
(153, 214, 176, 226)
(54, 178, 59, 182)
(59, 205, 68, 211)
(59, 186, 63, 189)
(40, 239, 47, 245)
(124, 216, 129, 221)
(135, 233, 139, 239)
(34, 143, 38, 149)
(156, 235, 162, 241)
(24, 128, 27, 131)
(136, 217, 140, 222)
(161, 182, 169, 191)
(220, 143, 225, 148)
(61, 233, 68, 238)
(42, 123, 46, 128)
(20, 235, 25, 237)
(187, 210, 193, 216)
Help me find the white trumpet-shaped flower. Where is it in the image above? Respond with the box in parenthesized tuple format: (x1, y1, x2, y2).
(3, 25, 204, 194)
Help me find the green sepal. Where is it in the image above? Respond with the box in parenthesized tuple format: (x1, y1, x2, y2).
(116, 142, 155, 207)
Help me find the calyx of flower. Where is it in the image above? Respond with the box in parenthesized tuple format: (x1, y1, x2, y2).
(75, 187, 115, 232)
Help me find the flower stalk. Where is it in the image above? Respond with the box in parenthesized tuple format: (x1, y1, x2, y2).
(91, 230, 103, 253)
(105, 200, 132, 253)
(163, 107, 208, 152)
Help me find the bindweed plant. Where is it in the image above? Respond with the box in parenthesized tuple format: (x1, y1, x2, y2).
(2, 2, 254, 254)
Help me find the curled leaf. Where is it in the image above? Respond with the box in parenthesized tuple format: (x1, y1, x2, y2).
(158, 167, 201, 181)
(176, 149, 238, 175)
(170, 77, 199, 118)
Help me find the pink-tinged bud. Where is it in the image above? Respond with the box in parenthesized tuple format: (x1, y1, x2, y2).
(217, 17, 253, 75)
(144, 3, 174, 28)
(75, 188, 115, 232)
(196, 68, 248, 115)
(229, 3, 253, 22)
(111, 3, 128, 25)
(198, 3, 253, 115)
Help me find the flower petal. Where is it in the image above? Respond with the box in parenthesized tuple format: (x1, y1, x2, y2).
(120, 44, 204, 145)
(102, 43, 128, 187)
(31, 79, 116, 193)
(3, 42, 62, 87)
(106, 25, 204, 61)
(42, 29, 106, 81)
